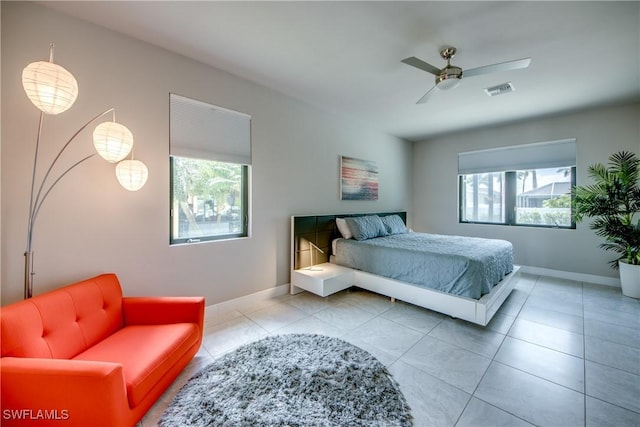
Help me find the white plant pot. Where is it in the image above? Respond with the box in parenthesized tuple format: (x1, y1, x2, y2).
(619, 260, 640, 299)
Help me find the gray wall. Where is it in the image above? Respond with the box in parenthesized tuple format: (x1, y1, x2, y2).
(1, 2, 412, 304)
(413, 103, 640, 280)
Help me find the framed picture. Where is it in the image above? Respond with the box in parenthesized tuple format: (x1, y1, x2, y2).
(340, 156, 378, 200)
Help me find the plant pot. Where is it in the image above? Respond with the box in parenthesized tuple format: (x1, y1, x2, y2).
(619, 260, 640, 299)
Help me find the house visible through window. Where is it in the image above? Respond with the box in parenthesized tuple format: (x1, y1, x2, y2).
(169, 94, 251, 244)
(458, 139, 576, 228)
(515, 167, 573, 226)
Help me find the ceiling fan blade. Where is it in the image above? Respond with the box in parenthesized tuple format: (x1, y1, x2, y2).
(416, 85, 438, 104)
(464, 58, 531, 78)
(402, 56, 441, 76)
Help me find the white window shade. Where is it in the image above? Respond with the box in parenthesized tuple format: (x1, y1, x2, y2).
(170, 94, 251, 165)
(458, 139, 576, 175)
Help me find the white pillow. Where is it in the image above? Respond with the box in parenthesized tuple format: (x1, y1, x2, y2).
(336, 218, 353, 239)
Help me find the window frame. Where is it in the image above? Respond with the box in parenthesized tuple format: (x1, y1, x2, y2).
(459, 167, 576, 229)
(169, 156, 250, 245)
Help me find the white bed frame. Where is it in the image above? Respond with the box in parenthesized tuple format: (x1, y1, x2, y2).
(343, 263, 519, 326)
(290, 213, 520, 326)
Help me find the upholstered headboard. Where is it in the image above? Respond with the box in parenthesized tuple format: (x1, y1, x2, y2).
(290, 212, 407, 271)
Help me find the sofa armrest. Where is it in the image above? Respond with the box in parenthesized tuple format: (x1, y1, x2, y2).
(1, 357, 130, 427)
(122, 297, 204, 327)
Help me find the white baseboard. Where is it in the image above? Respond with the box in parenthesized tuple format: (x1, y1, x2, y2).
(520, 265, 620, 288)
(205, 283, 290, 316)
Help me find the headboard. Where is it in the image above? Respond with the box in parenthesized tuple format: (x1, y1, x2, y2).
(290, 212, 407, 271)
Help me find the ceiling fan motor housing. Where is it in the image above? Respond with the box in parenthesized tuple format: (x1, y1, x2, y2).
(436, 66, 463, 89)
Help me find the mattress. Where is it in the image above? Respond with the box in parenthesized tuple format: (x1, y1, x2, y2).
(332, 232, 514, 299)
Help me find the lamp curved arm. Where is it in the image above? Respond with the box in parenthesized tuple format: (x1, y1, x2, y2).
(29, 108, 114, 224)
(26, 112, 45, 252)
(29, 153, 96, 236)
(26, 108, 114, 252)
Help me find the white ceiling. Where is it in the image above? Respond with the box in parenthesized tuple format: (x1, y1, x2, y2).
(42, 1, 640, 142)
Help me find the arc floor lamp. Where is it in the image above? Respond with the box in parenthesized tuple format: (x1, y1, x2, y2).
(22, 44, 149, 299)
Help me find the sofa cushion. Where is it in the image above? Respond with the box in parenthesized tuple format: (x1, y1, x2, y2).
(72, 323, 200, 407)
(1, 274, 123, 359)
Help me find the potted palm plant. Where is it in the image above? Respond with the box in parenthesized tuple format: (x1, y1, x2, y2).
(573, 151, 640, 298)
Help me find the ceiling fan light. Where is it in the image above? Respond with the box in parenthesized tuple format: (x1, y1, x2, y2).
(22, 61, 78, 115)
(436, 66, 463, 90)
(116, 159, 148, 191)
(93, 121, 134, 163)
(437, 78, 461, 90)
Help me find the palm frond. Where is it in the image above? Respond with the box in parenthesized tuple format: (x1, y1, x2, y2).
(573, 151, 640, 268)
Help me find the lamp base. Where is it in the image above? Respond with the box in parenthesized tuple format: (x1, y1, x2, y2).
(24, 250, 34, 299)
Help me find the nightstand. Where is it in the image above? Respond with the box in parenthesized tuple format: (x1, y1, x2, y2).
(290, 263, 354, 297)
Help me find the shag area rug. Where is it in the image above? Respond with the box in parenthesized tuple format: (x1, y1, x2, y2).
(159, 333, 412, 426)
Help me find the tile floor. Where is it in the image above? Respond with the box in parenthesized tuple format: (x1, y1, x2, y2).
(139, 273, 640, 427)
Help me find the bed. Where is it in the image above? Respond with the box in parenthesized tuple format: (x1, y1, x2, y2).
(290, 212, 520, 326)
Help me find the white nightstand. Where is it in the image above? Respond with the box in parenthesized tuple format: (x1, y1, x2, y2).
(290, 263, 354, 297)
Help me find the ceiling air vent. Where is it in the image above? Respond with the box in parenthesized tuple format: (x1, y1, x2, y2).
(484, 82, 514, 97)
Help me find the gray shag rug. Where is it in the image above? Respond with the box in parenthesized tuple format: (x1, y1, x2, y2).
(159, 333, 412, 426)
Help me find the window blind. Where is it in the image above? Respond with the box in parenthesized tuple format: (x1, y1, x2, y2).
(170, 93, 251, 165)
(458, 139, 576, 175)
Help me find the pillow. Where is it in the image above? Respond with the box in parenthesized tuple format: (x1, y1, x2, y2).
(335, 217, 353, 239)
(345, 215, 387, 241)
(381, 214, 407, 235)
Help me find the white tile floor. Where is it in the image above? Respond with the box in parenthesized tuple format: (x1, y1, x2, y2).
(139, 273, 640, 427)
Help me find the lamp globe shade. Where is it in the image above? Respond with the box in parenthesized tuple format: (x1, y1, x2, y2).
(22, 61, 78, 115)
(116, 159, 148, 191)
(93, 122, 134, 163)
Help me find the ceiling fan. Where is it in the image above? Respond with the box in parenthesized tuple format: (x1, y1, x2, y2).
(402, 47, 531, 104)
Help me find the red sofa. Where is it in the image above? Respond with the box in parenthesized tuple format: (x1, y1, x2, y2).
(1, 273, 204, 427)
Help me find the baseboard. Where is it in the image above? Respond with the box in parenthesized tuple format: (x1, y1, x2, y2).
(205, 283, 290, 316)
(520, 265, 620, 288)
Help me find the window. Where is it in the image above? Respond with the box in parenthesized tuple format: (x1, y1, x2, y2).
(460, 172, 505, 223)
(515, 167, 574, 227)
(458, 139, 576, 229)
(170, 94, 251, 244)
(171, 158, 248, 242)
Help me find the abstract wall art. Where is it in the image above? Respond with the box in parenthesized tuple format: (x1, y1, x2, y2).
(340, 156, 378, 200)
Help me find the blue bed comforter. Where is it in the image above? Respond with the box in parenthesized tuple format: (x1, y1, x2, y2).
(332, 232, 514, 299)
